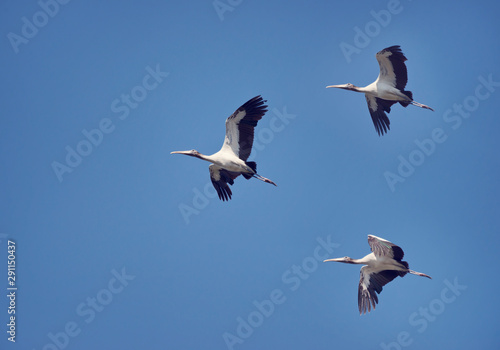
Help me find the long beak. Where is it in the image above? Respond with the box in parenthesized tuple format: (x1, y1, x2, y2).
(326, 85, 344, 89)
(323, 258, 344, 263)
(170, 151, 188, 155)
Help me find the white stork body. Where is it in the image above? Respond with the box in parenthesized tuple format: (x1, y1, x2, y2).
(326, 45, 434, 135)
(171, 96, 276, 201)
(201, 153, 251, 174)
(324, 235, 431, 314)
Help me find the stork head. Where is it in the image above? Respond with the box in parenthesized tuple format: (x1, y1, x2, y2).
(326, 83, 358, 91)
(323, 256, 356, 264)
(170, 149, 201, 158)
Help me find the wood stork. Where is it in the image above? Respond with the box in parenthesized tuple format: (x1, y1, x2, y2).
(326, 45, 434, 136)
(324, 235, 431, 314)
(171, 95, 276, 201)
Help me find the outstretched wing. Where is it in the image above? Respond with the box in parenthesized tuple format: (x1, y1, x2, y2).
(222, 96, 268, 161)
(365, 95, 395, 136)
(209, 164, 241, 201)
(367, 235, 404, 261)
(375, 45, 408, 91)
(358, 267, 403, 314)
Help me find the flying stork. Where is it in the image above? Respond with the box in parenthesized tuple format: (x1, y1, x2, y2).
(171, 95, 276, 201)
(324, 235, 431, 314)
(326, 45, 434, 136)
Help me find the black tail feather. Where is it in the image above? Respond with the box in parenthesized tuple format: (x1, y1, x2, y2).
(399, 90, 413, 108)
(242, 161, 257, 180)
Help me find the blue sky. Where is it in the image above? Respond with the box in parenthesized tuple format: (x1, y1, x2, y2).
(1, 0, 500, 349)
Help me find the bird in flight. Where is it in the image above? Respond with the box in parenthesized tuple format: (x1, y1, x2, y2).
(171, 96, 276, 201)
(324, 234, 431, 314)
(326, 45, 434, 136)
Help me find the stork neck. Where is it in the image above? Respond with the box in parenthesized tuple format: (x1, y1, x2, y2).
(353, 253, 376, 265)
(195, 153, 216, 163)
(349, 258, 366, 264)
(353, 85, 371, 93)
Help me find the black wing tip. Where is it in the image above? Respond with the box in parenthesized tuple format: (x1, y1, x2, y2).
(250, 95, 267, 102)
(359, 291, 378, 315)
(247, 95, 268, 107)
(217, 187, 232, 201)
(373, 114, 391, 136)
(368, 98, 393, 136)
(384, 45, 401, 51)
(211, 177, 233, 201)
(380, 45, 402, 54)
(235, 95, 268, 119)
(253, 96, 268, 110)
(378, 45, 408, 62)
(376, 125, 389, 136)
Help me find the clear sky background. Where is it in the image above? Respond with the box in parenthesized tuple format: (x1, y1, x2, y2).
(1, 0, 500, 349)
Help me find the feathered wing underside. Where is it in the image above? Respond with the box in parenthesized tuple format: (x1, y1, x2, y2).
(367, 235, 405, 261)
(365, 95, 396, 136)
(358, 267, 405, 314)
(222, 96, 268, 161)
(209, 164, 241, 201)
(375, 45, 408, 91)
